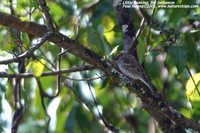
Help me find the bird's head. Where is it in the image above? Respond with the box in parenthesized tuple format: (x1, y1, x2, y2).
(113, 52, 124, 61)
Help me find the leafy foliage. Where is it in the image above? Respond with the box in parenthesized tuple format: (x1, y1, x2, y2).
(0, 0, 200, 132)
(168, 45, 187, 74)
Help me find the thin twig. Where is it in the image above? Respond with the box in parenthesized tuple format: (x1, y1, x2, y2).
(38, 0, 54, 30)
(63, 75, 106, 81)
(0, 32, 52, 64)
(38, 48, 57, 68)
(36, 77, 55, 98)
(0, 66, 95, 78)
(9, 2, 25, 132)
(135, 0, 151, 25)
(36, 78, 51, 133)
(58, 48, 70, 56)
(55, 47, 62, 97)
(81, 0, 100, 14)
(186, 66, 200, 96)
(128, 17, 145, 53)
(135, 18, 145, 40)
(85, 73, 119, 132)
(62, 79, 117, 132)
(113, 0, 137, 54)
(146, 0, 158, 47)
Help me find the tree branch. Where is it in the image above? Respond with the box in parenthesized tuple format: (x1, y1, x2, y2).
(0, 65, 95, 78)
(0, 31, 51, 64)
(0, 12, 107, 71)
(113, 0, 137, 56)
(38, 0, 55, 30)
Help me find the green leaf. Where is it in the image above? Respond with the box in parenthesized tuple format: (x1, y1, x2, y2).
(87, 27, 103, 55)
(109, 45, 119, 57)
(65, 103, 102, 133)
(137, 37, 147, 63)
(168, 45, 187, 74)
(194, 41, 200, 66)
(91, 1, 112, 21)
(112, 24, 121, 32)
(186, 73, 200, 101)
(188, 14, 200, 21)
(21, 33, 30, 50)
(18, 118, 44, 133)
(97, 25, 111, 55)
(17, 0, 39, 10)
(0, 95, 2, 114)
(145, 51, 163, 90)
(65, 104, 77, 133)
(100, 77, 108, 89)
(0, 83, 6, 93)
(49, 2, 65, 24)
(0, 50, 13, 60)
(26, 59, 45, 77)
(87, 25, 110, 55)
(0, 127, 3, 133)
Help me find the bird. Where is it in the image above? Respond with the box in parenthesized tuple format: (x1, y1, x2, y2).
(113, 52, 158, 96)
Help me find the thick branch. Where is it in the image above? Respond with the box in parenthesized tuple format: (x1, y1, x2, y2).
(38, 0, 55, 30)
(0, 12, 107, 71)
(113, 0, 137, 56)
(0, 12, 47, 36)
(112, 1, 189, 132)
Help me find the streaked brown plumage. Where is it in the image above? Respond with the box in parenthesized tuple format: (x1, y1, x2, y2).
(114, 53, 157, 96)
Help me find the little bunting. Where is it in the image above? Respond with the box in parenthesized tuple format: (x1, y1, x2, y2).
(113, 53, 158, 96)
